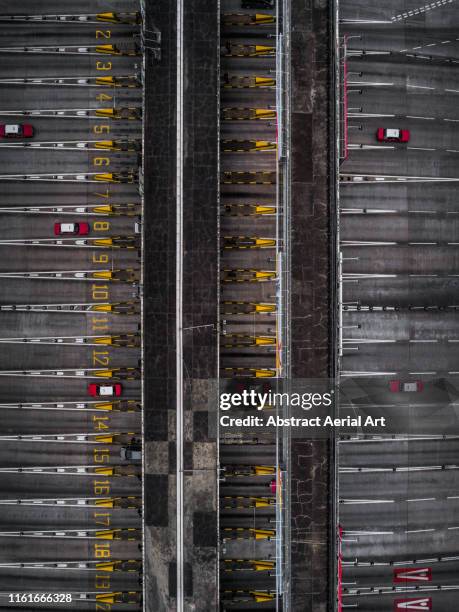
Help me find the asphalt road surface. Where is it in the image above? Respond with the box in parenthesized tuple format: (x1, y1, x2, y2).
(339, 1, 459, 610)
(0, 1, 142, 609)
(219, 2, 280, 610)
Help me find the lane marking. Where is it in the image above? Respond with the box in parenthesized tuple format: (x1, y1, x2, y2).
(393, 0, 457, 22)
(176, 0, 185, 609)
(394, 568, 432, 583)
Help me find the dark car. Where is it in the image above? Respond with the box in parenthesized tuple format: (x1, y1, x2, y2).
(120, 445, 142, 462)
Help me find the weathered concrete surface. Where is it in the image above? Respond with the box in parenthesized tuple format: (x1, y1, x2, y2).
(289, 0, 334, 610)
(143, 1, 218, 610)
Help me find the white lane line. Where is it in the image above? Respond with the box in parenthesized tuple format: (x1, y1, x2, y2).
(406, 528, 435, 533)
(444, 118, 459, 122)
(340, 499, 395, 504)
(426, 43, 436, 46)
(348, 144, 394, 150)
(341, 496, 459, 504)
(442, 40, 452, 43)
(348, 81, 394, 86)
(342, 538, 359, 543)
(408, 147, 436, 151)
(358, 84, 459, 94)
(406, 115, 435, 120)
(447, 149, 459, 153)
(176, 0, 185, 608)
(393, 0, 457, 20)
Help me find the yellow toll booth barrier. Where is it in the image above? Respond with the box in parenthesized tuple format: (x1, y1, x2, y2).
(96, 12, 140, 24)
(93, 369, 115, 378)
(254, 76, 276, 86)
(95, 562, 117, 573)
(95, 108, 116, 118)
(94, 173, 117, 182)
(254, 465, 275, 475)
(251, 529, 275, 540)
(254, 270, 276, 281)
(95, 76, 116, 87)
(253, 108, 276, 119)
(252, 45, 275, 55)
(252, 591, 275, 603)
(254, 303, 276, 312)
(254, 497, 272, 508)
(254, 336, 276, 346)
(254, 238, 276, 247)
(223, 13, 274, 25)
(92, 304, 114, 313)
(95, 529, 117, 540)
(92, 205, 113, 214)
(254, 13, 275, 24)
(94, 435, 114, 444)
(237, 205, 275, 215)
(95, 44, 120, 55)
(94, 140, 118, 150)
(251, 140, 277, 151)
(222, 140, 276, 152)
(95, 402, 113, 412)
(223, 107, 276, 120)
(95, 592, 116, 602)
(95, 498, 116, 507)
(92, 337, 113, 346)
(92, 270, 113, 280)
(95, 108, 141, 120)
(253, 368, 276, 377)
(252, 560, 275, 571)
(95, 467, 114, 476)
